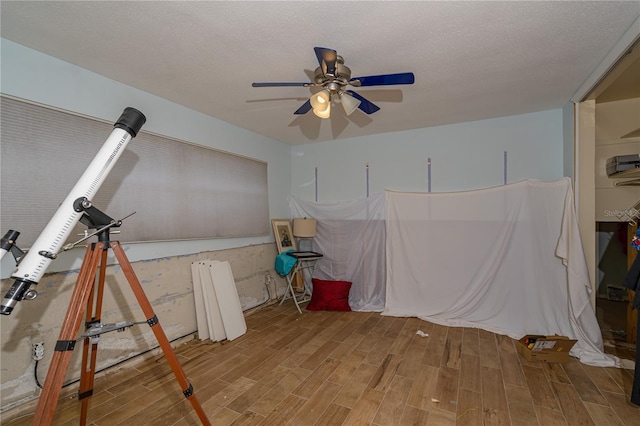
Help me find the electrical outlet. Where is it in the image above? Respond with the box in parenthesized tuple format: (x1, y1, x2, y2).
(32, 342, 44, 361)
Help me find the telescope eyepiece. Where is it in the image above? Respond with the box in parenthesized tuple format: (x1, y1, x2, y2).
(1, 230, 20, 251)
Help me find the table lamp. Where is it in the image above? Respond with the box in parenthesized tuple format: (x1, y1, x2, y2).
(293, 218, 317, 252)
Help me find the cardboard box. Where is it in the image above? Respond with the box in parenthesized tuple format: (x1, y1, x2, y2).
(516, 335, 577, 363)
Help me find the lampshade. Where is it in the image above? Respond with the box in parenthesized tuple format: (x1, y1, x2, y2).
(293, 218, 317, 238)
(340, 92, 361, 116)
(313, 104, 331, 118)
(310, 90, 330, 112)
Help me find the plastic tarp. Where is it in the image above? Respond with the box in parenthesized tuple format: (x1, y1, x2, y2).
(290, 194, 386, 311)
(383, 178, 618, 366)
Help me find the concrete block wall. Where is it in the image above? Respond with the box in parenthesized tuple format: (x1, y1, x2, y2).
(0, 243, 287, 412)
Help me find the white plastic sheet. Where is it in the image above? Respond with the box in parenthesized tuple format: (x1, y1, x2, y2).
(289, 194, 386, 311)
(383, 178, 618, 366)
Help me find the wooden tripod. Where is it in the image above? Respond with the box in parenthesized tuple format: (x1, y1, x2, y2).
(31, 238, 210, 425)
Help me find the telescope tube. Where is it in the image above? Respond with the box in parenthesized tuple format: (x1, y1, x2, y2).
(0, 108, 146, 315)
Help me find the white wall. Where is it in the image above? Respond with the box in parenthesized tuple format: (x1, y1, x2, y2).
(0, 38, 292, 277)
(291, 108, 564, 201)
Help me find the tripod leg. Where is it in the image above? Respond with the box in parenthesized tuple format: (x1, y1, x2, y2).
(110, 242, 211, 425)
(78, 246, 109, 425)
(31, 243, 104, 426)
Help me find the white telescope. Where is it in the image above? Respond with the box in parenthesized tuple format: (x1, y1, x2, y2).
(0, 107, 146, 315)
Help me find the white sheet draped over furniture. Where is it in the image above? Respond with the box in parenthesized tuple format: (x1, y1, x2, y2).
(383, 178, 617, 366)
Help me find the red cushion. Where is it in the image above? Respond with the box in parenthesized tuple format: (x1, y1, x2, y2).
(306, 278, 352, 311)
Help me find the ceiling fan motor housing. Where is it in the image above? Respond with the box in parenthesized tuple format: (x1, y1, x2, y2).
(314, 56, 352, 94)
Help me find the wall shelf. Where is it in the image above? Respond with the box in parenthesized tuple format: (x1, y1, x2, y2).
(610, 168, 640, 185)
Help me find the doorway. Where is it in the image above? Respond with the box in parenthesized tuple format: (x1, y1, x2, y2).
(577, 36, 640, 356)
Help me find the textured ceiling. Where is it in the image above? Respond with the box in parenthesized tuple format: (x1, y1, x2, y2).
(1, 1, 639, 144)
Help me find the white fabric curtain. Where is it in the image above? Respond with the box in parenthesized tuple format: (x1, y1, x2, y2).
(383, 178, 617, 367)
(289, 194, 386, 311)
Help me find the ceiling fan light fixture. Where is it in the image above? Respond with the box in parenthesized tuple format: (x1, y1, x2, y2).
(310, 90, 331, 112)
(313, 103, 331, 119)
(340, 91, 361, 116)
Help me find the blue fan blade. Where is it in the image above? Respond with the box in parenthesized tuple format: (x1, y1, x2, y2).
(252, 82, 311, 87)
(351, 72, 415, 86)
(294, 99, 312, 115)
(314, 47, 337, 76)
(346, 90, 380, 114)
(314, 47, 327, 68)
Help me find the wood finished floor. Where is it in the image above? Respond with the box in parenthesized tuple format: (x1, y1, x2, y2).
(3, 302, 639, 426)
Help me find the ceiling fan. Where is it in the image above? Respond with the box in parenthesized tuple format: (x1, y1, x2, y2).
(252, 47, 415, 119)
